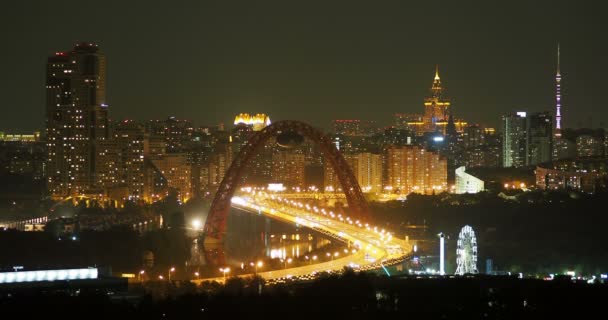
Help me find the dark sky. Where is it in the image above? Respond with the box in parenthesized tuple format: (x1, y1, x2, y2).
(1, 0, 607, 132)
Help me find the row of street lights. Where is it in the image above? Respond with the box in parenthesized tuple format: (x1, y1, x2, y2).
(137, 251, 343, 282)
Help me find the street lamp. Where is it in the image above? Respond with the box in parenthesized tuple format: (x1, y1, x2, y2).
(168, 267, 175, 281)
(219, 267, 230, 282)
(194, 272, 200, 280)
(139, 270, 145, 282)
(283, 258, 292, 269)
(191, 219, 201, 230)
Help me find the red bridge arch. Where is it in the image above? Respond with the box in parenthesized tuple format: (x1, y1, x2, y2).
(204, 120, 369, 243)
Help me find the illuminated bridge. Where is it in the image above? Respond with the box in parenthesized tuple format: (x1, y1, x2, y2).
(200, 120, 412, 282)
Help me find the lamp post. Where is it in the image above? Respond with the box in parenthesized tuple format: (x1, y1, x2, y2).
(219, 267, 230, 282)
(438, 233, 445, 276)
(139, 270, 145, 282)
(194, 272, 200, 280)
(168, 267, 175, 281)
(283, 258, 292, 269)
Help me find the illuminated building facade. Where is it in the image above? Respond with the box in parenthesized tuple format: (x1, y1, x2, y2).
(93, 121, 145, 203)
(146, 117, 194, 153)
(272, 149, 305, 188)
(113, 121, 145, 199)
(463, 125, 484, 149)
(0, 137, 45, 180)
(234, 113, 271, 132)
(536, 158, 608, 192)
(385, 145, 447, 195)
(502, 111, 553, 168)
(324, 152, 382, 193)
(353, 153, 383, 193)
(149, 153, 193, 202)
(576, 135, 603, 158)
(394, 113, 423, 131)
(527, 112, 553, 166)
(553, 138, 576, 160)
(45, 42, 108, 199)
(460, 125, 501, 168)
(0, 131, 41, 142)
(399, 67, 467, 136)
(455, 166, 484, 194)
(424, 66, 451, 133)
(502, 112, 528, 168)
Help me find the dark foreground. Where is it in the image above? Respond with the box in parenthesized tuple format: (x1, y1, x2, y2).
(1, 271, 606, 319)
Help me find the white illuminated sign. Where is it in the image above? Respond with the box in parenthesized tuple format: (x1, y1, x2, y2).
(0, 268, 98, 284)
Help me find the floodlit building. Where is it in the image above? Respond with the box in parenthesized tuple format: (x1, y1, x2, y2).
(234, 113, 271, 132)
(455, 166, 484, 194)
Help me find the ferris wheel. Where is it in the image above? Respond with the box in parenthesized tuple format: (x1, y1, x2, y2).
(455, 225, 478, 275)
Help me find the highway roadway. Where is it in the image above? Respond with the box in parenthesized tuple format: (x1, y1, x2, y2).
(198, 192, 412, 283)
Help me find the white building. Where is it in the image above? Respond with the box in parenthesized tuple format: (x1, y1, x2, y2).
(455, 166, 484, 194)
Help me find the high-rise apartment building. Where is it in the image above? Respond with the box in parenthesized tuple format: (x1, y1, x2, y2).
(502, 112, 528, 168)
(324, 152, 382, 193)
(576, 135, 603, 158)
(385, 145, 447, 195)
(46, 42, 108, 199)
(502, 112, 553, 168)
(527, 112, 553, 166)
(271, 149, 305, 188)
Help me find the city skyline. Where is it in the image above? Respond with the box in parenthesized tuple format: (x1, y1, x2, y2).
(2, 1, 607, 132)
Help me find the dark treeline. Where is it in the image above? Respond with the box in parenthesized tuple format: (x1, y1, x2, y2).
(1, 270, 606, 318)
(0, 225, 189, 274)
(371, 191, 608, 274)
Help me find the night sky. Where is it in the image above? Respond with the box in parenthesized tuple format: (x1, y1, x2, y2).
(1, 1, 606, 132)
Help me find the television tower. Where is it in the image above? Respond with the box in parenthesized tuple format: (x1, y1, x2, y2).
(555, 43, 562, 137)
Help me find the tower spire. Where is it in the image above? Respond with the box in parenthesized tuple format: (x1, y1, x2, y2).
(555, 43, 562, 137)
(557, 42, 560, 75)
(435, 64, 440, 80)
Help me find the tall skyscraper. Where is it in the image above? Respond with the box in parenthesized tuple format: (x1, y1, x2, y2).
(527, 112, 553, 166)
(502, 112, 528, 168)
(46, 42, 108, 199)
(502, 111, 553, 168)
(424, 66, 451, 133)
(555, 43, 562, 138)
